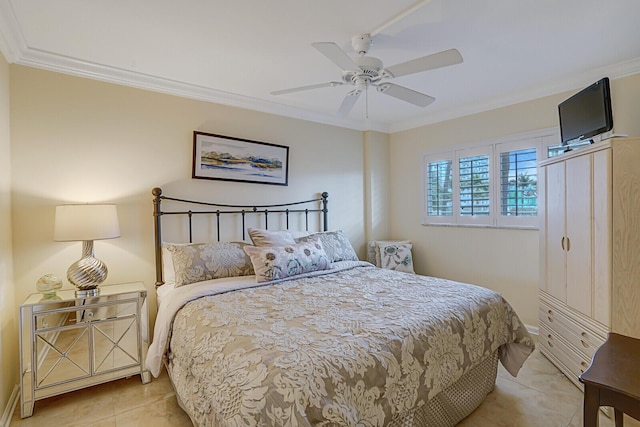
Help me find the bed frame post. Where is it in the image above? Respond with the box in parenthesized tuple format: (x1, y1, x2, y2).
(322, 192, 329, 231)
(152, 187, 164, 288)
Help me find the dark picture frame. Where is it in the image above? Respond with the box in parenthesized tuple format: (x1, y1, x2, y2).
(192, 131, 289, 186)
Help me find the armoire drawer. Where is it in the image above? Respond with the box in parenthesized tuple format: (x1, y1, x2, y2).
(539, 324, 591, 380)
(539, 300, 606, 359)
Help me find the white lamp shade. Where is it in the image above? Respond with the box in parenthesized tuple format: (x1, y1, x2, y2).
(54, 204, 120, 241)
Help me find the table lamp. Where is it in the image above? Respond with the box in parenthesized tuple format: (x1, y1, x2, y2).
(54, 204, 120, 297)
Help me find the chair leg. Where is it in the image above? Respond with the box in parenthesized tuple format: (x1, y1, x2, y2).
(583, 385, 600, 427)
(614, 408, 624, 427)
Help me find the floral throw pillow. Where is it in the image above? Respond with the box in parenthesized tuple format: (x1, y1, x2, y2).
(373, 240, 411, 267)
(244, 239, 331, 283)
(377, 242, 415, 273)
(165, 242, 255, 287)
(295, 230, 359, 262)
(248, 228, 296, 247)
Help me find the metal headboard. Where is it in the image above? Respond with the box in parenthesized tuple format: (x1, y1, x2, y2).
(152, 187, 329, 288)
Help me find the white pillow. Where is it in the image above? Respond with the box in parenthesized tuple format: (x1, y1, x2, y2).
(162, 244, 178, 285)
(248, 228, 296, 247)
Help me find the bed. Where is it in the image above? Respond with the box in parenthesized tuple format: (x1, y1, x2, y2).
(145, 188, 534, 426)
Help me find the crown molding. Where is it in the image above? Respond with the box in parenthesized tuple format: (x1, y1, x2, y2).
(18, 46, 395, 133)
(2, 0, 638, 135)
(0, 0, 390, 133)
(390, 57, 640, 133)
(8, 36, 640, 136)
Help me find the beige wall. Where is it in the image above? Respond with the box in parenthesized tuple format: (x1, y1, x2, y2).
(9, 65, 366, 329)
(389, 73, 640, 326)
(363, 130, 391, 242)
(0, 52, 17, 419)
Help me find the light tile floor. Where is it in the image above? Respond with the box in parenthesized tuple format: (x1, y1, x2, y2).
(10, 349, 637, 426)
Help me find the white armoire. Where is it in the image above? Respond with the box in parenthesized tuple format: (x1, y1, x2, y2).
(538, 137, 640, 390)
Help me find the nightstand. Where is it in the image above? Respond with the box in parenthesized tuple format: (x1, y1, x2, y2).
(19, 282, 151, 418)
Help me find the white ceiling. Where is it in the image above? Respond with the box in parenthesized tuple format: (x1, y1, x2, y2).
(1, 0, 640, 133)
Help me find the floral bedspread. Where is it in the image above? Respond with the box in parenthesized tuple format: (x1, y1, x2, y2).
(166, 265, 534, 426)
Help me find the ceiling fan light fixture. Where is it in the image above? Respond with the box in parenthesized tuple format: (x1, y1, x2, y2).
(351, 33, 372, 55)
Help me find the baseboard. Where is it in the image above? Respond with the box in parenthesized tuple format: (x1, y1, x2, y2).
(1, 384, 19, 427)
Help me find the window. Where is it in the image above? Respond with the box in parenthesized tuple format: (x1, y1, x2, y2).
(422, 130, 552, 229)
(426, 159, 453, 216)
(459, 154, 490, 216)
(499, 148, 537, 217)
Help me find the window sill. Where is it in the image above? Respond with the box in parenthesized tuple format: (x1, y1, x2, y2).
(421, 222, 538, 231)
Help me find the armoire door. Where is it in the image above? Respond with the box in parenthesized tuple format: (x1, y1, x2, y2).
(545, 161, 566, 301)
(564, 154, 593, 316)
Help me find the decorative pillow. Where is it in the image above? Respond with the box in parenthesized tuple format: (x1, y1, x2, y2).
(366, 241, 377, 265)
(165, 241, 255, 287)
(248, 228, 296, 247)
(295, 230, 359, 263)
(244, 239, 331, 283)
(289, 230, 312, 239)
(377, 241, 415, 273)
(373, 240, 411, 267)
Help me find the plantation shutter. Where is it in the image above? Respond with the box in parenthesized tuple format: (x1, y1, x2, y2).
(459, 154, 490, 216)
(499, 148, 538, 217)
(426, 159, 453, 216)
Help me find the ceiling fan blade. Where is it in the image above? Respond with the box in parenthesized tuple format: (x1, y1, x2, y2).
(312, 42, 359, 71)
(337, 91, 361, 116)
(384, 48, 463, 78)
(271, 81, 343, 96)
(376, 83, 435, 107)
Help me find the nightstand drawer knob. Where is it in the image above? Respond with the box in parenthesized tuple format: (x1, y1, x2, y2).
(87, 312, 94, 319)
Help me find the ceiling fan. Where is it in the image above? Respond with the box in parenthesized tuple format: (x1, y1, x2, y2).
(271, 33, 463, 116)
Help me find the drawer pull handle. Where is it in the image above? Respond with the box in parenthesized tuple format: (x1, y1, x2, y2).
(547, 340, 554, 348)
(581, 332, 588, 338)
(580, 369, 585, 374)
(581, 340, 589, 348)
(547, 334, 552, 340)
(547, 316, 553, 323)
(581, 361, 589, 368)
(548, 309, 553, 315)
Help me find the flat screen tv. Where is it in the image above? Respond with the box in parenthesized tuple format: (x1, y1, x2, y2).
(558, 77, 613, 145)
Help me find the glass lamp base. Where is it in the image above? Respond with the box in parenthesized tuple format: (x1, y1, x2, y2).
(75, 288, 100, 298)
(68, 240, 107, 299)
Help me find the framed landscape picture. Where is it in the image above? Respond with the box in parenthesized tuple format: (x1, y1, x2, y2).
(192, 131, 289, 186)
